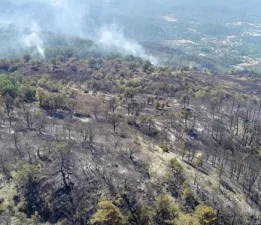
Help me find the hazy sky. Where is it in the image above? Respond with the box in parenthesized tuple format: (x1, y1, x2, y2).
(1, 0, 261, 30)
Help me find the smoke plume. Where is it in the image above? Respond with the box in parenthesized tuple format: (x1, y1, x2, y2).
(98, 25, 158, 64)
(0, 0, 157, 64)
(23, 23, 45, 58)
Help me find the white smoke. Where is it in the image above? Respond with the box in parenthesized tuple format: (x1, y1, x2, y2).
(98, 25, 158, 65)
(23, 23, 45, 58)
(50, 0, 88, 37)
(1, 0, 158, 64)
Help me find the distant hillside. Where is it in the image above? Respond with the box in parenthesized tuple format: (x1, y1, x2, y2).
(1, 0, 261, 73)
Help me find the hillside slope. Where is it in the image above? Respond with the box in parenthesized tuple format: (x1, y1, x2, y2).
(0, 58, 260, 224)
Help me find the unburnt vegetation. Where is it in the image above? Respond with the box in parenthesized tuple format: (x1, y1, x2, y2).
(0, 55, 260, 225)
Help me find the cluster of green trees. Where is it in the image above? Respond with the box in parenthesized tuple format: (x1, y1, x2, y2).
(37, 88, 77, 114)
(90, 194, 217, 225)
(0, 74, 36, 102)
(0, 74, 77, 115)
(36, 76, 77, 113)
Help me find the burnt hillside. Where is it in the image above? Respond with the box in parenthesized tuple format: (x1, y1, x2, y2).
(0, 57, 260, 225)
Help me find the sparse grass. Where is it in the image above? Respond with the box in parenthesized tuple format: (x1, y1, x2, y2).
(0, 182, 17, 210)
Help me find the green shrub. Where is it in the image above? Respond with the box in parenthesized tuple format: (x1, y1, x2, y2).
(91, 201, 125, 225)
(170, 158, 183, 173)
(156, 194, 179, 222)
(18, 85, 36, 102)
(0, 75, 18, 98)
(182, 180, 193, 204)
(161, 144, 169, 153)
(195, 205, 217, 225)
(14, 164, 39, 188)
